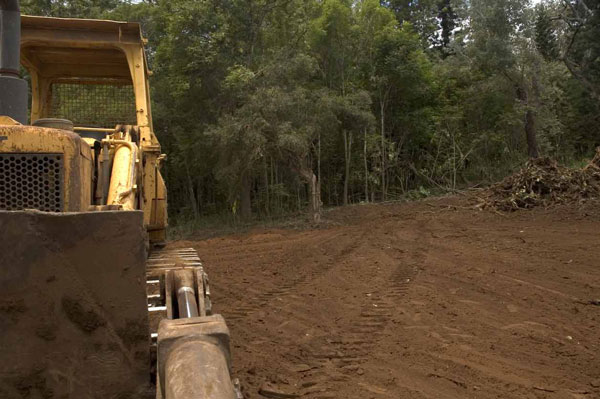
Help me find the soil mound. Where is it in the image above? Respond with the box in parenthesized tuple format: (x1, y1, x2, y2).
(478, 148, 600, 211)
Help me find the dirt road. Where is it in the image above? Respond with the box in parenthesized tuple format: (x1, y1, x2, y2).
(171, 197, 600, 398)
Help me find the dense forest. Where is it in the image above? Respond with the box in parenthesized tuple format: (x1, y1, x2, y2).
(22, 0, 600, 224)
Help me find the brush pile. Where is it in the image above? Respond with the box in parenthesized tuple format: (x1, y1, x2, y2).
(477, 149, 600, 211)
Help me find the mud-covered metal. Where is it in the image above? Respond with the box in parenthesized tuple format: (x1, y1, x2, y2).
(0, 210, 152, 398)
(145, 249, 240, 399)
(157, 315, 238, 399)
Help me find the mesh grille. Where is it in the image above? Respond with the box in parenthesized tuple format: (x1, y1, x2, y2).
(50, 82, 137, 128)
(0, 154, 64, 212)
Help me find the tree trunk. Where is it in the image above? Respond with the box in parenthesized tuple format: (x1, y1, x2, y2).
(452, 133, 457, 190)
(310, 172, 321, 222)
(380, 98, 386, 201)
(184, 160, 199, 221)
(263, 157, 269, 216)
(298, 166, 321, 222)
(363, 128, 369, 203)
(525, 109, 539, 158)
(317, 132, 322, 214)
(196, 179, 202, 217)
(529, 72, 542, 159)
(343, 130, 353, 206)
(274, 162, 279, 213)
(517, 84, 540, 159)
(240, 173, 252, 220)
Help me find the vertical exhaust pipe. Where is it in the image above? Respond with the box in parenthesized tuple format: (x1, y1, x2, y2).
(0, 0, 28, 124)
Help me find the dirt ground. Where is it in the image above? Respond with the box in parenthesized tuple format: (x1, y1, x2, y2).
(170, 196, 600, 399)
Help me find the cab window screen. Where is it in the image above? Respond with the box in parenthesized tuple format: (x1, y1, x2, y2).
(49, 82, 136, 128)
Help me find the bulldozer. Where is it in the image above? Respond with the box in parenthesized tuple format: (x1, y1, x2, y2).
(0, 2, 241, 398)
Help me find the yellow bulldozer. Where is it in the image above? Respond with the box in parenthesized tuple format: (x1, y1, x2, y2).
(0, 2, 241, 398)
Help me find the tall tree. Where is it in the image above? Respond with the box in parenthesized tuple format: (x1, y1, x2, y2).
(557, 0, 600, 100)
(384, 0, 439, 44)
(535, 3, 560, 61)
(436, 0, 458, 54)
(310, 0, 355, 93)
(471, 0, 541, 158)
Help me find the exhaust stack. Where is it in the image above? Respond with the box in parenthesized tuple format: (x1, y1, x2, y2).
(0, 0, 27, 124)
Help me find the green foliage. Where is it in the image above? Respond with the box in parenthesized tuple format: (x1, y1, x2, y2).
(26, 0, 600, 221)
(386, 0, 440, 44)
(21, 0, 126, 18)
(556, 0, 600, 100)
(535, 4, 560, 61)
(436, 0, 459, 53)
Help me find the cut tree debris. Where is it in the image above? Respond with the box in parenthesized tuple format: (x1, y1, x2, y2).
(476, 148, 600, 211)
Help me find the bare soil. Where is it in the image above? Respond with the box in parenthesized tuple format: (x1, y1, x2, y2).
(170, 197, 600, 399)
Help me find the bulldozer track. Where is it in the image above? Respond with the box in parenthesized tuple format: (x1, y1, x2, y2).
(296, 262, 416, 398)
(209, 229, 348, 322)
(184, 217, 425, 398)
(146, 247, 206, 339)
(195, 220, 421, 398)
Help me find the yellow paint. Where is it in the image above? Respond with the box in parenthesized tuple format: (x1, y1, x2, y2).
(106, 140, 138, 211)
(0, 116, 21, 126)
(0, 15, 168, 243)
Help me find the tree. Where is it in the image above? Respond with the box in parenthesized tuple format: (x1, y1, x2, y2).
(470, 0, 542, 158)
(556, 0, 600, 100)
(332, 91, 374, 205)
(310, 0, 355, 93)
(535, 3, 560, 61)
(384, 0, 439, 44)
(436, 0, 459, 54)
(355, 0, 396, 199)
(372, 21, 436, 197)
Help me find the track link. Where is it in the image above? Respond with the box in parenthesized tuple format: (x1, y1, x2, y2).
(146, 248, 211, 340)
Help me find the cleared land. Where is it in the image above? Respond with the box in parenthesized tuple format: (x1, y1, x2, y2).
(170, 197, 600, 399)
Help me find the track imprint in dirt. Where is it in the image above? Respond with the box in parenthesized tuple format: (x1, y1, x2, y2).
(169, 198, 600, 399)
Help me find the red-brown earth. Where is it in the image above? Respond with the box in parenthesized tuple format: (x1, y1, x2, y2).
(170, 197, 600, 399)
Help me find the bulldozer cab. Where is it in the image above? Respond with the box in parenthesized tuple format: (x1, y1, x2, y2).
(21, 16, 155, 139)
